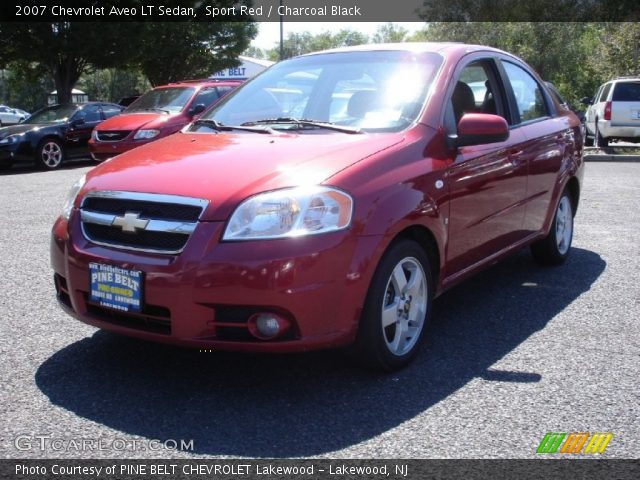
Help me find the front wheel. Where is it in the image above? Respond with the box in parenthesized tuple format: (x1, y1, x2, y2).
(353, 239, 433, 371)
(531, 190, 574, 265)
(37, 139, 64, 170)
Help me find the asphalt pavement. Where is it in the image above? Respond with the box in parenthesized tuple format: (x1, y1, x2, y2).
(0, 159, 638, 459)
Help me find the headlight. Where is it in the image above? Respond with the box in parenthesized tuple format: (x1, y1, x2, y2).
(134, 129, 160, 140)
(0, 135, 20, 145)
(61, 174, 86, 220)
(223, 186, 353, 241)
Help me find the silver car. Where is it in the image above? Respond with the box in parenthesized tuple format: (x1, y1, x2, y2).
(583, 77, 640, 147)
(0, 105, 28, 127)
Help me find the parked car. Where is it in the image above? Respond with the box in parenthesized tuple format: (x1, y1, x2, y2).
(0, 105, 28, 126)
(52, 43, 584, 370)
(583, 77, 640, 147)
(0, 102, 123, 170)
(88, 79, 242, 162)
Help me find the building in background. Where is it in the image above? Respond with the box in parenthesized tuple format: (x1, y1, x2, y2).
(48, 89, 89, 105)
(210, 56, 274, 81)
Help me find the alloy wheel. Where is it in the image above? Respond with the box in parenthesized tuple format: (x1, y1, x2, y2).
(381, 257, 428, 356)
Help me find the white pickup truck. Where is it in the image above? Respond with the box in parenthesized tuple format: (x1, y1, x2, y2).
(583, 78, 640, 147)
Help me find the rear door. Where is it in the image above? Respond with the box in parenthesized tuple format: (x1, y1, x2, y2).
(499, 60, 571, 235)
(611, 81, 640, 127)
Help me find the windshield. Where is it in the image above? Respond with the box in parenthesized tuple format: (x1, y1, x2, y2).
(200, 50, 442, 132)
(25, 104, 78, 124)
(125, 87, 195, 114)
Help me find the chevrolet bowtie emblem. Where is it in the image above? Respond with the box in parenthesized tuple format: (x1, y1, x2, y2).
(112, 212, 149, 233)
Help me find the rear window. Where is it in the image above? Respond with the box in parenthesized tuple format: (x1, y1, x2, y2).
(612, 82, 640, 102)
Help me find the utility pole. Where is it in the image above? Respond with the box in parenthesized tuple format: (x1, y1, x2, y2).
(279, 0, 284, 60)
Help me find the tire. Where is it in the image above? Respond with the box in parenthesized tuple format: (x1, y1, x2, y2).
(594, 119, 608, 148)
(531, 189, 574, 266)
(353, 239, 434, 371)
(36, 139, 64, 170)
(0, 163, 12, 171)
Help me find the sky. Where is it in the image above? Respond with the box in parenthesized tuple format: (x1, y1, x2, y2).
(251, 22, 426, 50)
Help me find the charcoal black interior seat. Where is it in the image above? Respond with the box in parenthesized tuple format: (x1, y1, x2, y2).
(452, 81, 476, 123)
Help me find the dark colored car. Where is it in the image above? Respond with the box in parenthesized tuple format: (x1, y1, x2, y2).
(52, 43, 584, 370)
(0, 102, 123, 170)
(88, 79, 242, 162)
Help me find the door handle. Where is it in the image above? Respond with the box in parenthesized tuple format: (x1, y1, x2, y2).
(508, 149, 523, 166)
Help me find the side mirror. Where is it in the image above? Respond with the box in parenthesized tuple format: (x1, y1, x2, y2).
(580, 97, 593, 106)
(449, 113, 509, 148)
(189, 103, 206, 117)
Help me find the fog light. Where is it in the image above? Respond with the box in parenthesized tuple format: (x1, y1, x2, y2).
(248, 313, 290, 340)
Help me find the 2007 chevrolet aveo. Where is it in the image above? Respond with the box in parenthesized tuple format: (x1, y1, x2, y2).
(51, 43, 584, 370)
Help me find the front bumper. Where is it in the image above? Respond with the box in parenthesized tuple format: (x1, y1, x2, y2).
(88, 137, 151, 160)
(51, 213, 382, 352)
(0, 142, 30, 164)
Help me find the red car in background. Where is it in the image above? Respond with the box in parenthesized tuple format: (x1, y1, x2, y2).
(88, 79, 241, 161)
(53, 44, 584, 370)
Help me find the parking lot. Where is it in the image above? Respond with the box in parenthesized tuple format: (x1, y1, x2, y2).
(0, 159, 638, 459)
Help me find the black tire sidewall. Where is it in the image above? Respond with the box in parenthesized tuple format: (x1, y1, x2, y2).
(355, 239, 434, 371)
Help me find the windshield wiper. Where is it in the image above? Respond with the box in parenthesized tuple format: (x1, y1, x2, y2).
(241, 117, 362, 134)
(132, 107, 171, 114)
(191, 119, 274, 134)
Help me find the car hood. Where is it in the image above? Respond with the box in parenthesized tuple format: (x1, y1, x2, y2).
(0, 123, 49, 138)
(95, 112, 179, 131)
(84, 130, 404, 221)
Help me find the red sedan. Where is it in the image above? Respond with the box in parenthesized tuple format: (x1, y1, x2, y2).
(88, 79, 241, 162)
(51, 43, 584, 370)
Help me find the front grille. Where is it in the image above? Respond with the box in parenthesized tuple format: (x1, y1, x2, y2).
(96, 130, 130, 142)
(80, 192, 207, 254)
(84, 223, 189, 251)
(86, 299, 171, 335)
(83, 197, 202, 222)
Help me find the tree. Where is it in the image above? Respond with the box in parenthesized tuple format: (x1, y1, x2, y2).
(0, 1, 257, 102)
(266, 29, 369, 61)
(415, 22, 604, 107)
(243, 45, 267, 60)
(0, 22, 138, 104)
(373, 23, 409, 43)
(135, 22, 257, 86)
(0, 62, 53, 111)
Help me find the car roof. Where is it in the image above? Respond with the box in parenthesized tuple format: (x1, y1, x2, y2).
(300, 42, 510, 58)
(157, 79, 243, 89)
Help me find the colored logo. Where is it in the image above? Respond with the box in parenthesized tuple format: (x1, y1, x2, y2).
(537, 432, 612, 454)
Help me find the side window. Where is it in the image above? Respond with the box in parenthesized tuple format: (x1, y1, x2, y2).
(599, 83, 612, 102)
(593, 86, 603, 103)
(448, 60, 507, 129)
(76, 105, 102, 123)
(216, 86, 233, 98)
(191, 88, 220, 110)
(502, 61, 548, 122)
(102, 105, 122, 119)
